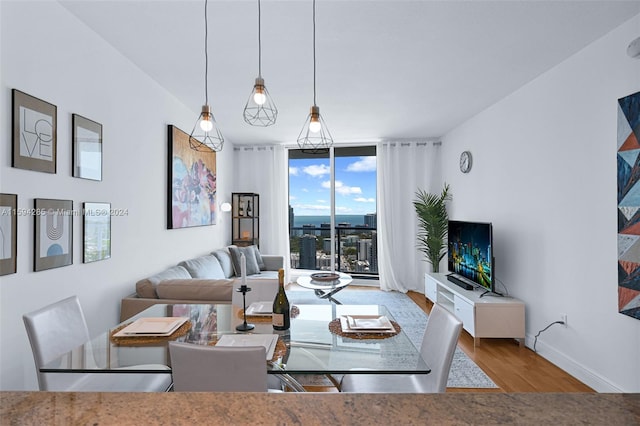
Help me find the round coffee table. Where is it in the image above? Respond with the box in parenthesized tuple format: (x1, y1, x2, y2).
(296, 272, 353, 304)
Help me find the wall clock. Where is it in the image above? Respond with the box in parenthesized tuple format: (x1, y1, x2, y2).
(459, 151, 472, 173)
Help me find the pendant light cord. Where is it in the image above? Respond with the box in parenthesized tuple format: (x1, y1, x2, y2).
(258, 0, 262, 78)
(313, 0, 317, 107)
(204, 0, 209, 106)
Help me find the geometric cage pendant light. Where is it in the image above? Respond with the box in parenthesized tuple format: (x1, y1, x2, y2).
(297, 0, 333, 154)
(243, 0, 278, 126)
(190, 0, 224, 152)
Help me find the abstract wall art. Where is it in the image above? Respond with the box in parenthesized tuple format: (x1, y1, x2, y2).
(617, 90, 640, 320)
(73, 114, 103, 181)
(0, 194, 17, 276)
(167, 125, 218, 229)
(12, 89, 57, 174)
(83, 202, 111, 263)
(34, 198, 73, 272)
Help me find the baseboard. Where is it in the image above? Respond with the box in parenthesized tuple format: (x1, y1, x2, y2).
(350, 278, 379, 287)
(524, 335, 625, 392)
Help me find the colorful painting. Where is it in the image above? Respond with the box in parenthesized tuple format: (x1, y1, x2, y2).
(34, 199, 73, 271)
(617, 90, 640, 320)
(167, 125, 217, 229)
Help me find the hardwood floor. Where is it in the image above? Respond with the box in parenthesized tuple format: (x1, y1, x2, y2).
(299, 285, 594, 393)
(408, 290, 594, 393)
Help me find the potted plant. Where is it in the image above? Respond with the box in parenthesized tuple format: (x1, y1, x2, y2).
(413, 184, 451, 273)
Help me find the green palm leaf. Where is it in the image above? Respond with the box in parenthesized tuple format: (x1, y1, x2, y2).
(413, 184, 451, 272)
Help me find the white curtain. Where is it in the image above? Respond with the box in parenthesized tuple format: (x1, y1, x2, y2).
(377, 141, 441, 293)
(233, 145, 290, 269)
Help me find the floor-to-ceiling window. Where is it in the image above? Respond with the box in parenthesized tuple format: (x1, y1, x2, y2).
(288, 146, 377, 276)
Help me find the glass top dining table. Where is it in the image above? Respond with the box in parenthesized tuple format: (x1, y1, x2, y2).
(41, 303, 430, 379)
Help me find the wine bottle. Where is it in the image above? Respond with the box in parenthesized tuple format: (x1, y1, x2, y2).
(246, 201, 252, 217)
(272, 268, 290, 330)
(238, 202, 244, 217)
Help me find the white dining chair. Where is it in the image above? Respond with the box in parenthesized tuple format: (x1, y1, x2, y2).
(340, 303, 463, 393)
(23, 295, 172, 392)
(169, 341, 278, 392)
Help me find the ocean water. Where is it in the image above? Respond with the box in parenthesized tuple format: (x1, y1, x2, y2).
(293, 215, 373, 227)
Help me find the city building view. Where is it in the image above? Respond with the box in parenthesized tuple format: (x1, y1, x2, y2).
(288, 147, 378, 276)
(289, 212, 378, 275)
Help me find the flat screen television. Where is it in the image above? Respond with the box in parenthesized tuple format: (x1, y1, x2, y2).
(447, 220, 495, 294)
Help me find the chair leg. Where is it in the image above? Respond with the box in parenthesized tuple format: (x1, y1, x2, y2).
(325, 374, 341, 390)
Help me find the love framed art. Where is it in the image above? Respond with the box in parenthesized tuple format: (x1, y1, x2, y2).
(12, 89, 57, 174)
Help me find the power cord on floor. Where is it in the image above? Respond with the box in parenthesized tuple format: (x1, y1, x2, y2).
(533, 321, 565, 352)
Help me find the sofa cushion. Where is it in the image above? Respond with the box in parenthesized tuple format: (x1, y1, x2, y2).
(212, 249, 234, 278)
(229, 246, 261, 276)
(156, 279, 234, 301)
(178, 255, 225, 279)
(136, 265, 191, 298)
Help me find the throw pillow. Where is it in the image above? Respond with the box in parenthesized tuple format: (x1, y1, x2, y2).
(251, 245, 265, 270)
(228, 246, 261, 276)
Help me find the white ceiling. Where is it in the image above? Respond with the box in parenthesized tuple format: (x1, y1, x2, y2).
(59, 0, 640, 146)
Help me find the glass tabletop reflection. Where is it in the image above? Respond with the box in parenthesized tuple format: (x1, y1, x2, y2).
(41, 303, 430, 376)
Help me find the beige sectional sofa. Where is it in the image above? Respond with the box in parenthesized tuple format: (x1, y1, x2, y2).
(120, 246, 284, 321)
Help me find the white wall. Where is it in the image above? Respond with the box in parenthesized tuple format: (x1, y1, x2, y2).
(0, 1, 233, 390)
(441, 15, 640, 392)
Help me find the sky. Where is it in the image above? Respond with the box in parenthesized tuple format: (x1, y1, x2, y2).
(289, 156, 377, 216)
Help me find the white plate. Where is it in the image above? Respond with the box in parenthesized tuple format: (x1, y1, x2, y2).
(246, 301, 273, 316)
(215, 334, 279, 360)
(340, 315, 395, 333)
(113, 317, 188, 337)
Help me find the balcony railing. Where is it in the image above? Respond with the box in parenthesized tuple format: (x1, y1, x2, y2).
(289, 225, 378, 276)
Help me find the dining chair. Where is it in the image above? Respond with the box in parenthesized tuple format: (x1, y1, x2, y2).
(169, 341, 276, 392)
(23, 295, 172, 392)
(339, 303, 463, 393)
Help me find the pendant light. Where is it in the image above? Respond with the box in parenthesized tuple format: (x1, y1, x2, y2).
(190, 0, 224, 152)
(297, 0, 333, 154)
(243, 0, 278, 126)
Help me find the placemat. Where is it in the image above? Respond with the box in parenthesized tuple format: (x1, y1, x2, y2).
(110, 320, 192, 346)
(327, 318, 401, 340)
(237, 312, 272, 323)
(208, 335, 288, 363)
(236, 305, 301, 323)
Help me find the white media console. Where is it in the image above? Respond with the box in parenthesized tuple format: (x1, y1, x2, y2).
(425, 273, 525, 347)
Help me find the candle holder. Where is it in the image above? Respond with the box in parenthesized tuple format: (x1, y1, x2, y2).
(236, 284, 255, 331)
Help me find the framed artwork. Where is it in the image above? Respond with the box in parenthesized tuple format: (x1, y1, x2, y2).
(617, 90, 640, 320)
(0, 194, 18, 276)
(167, 125, 218, 229)
(73, 114, 103, 181)
(83, 202, 111, 263)
(34, 198, 73, 272)
(12, 89, 57, 174)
